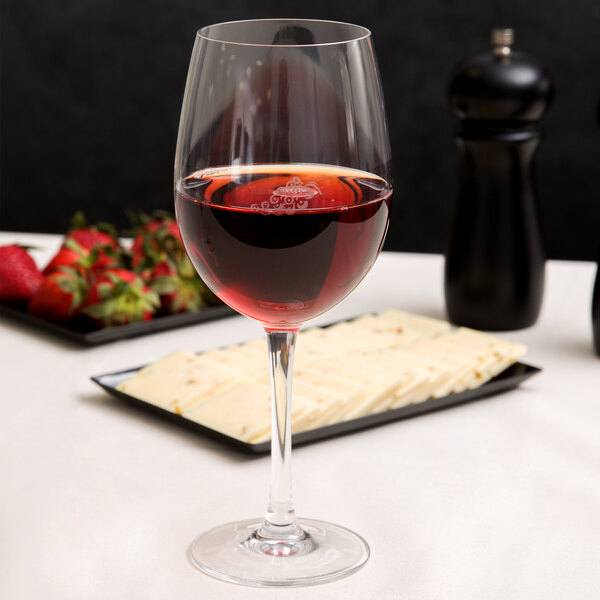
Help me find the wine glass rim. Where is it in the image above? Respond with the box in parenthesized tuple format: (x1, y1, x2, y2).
(197, 18, 371, 47)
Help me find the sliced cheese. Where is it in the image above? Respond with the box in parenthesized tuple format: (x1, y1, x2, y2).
(115, 310, 528, 444)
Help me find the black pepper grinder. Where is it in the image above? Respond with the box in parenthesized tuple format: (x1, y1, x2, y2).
(444, 28, 554, 330)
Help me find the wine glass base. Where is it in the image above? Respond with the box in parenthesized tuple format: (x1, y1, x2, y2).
(189, 517, 370, 587)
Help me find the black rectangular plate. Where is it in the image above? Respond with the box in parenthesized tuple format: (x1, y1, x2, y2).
(91, 361, 541, 454)
(0, 302, 235, 345)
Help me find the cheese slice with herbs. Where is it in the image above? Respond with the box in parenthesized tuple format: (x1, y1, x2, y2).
(116, 351, 243, 413)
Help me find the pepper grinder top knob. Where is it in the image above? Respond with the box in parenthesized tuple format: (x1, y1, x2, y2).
(491, 28, 514, 56)
(448, 28, 553, 124)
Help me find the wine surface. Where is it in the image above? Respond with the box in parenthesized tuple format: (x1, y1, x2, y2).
(176, 164, 391, 327)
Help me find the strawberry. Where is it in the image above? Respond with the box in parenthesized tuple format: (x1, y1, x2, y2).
(28, 267, 88, 321)
(43, 214, 124, 276)
(65, 211, 119, 250)
(82, 269, 160, 327)
(148, 259, 215, 313)
(84, 243, 124, 274)
(0, 245, 45, 301)
(42, 244, 84, 276)
(129, 213, 183, 272)
(67, 229, 116, 251)
(43, 239, 123, 277)
(139, 218, 181, 240)
(126, 210, 181, 239)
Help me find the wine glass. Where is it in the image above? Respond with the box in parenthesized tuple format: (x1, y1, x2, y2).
(174, 18, 392, 587)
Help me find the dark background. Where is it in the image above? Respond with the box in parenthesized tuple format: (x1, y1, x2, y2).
(2, 0, 599, 259)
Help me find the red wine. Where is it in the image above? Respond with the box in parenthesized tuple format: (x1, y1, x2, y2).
(175, 164, 391, 327)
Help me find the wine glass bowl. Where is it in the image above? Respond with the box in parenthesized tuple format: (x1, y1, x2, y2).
(174, 18, 392, 586)
(176, 164, 391, 327)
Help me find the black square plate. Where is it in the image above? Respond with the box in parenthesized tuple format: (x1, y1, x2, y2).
(91, 361, 541, 453)
(0, 302, 235, 345)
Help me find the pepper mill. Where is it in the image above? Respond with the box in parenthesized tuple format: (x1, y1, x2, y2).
(444, 28, 554, 330)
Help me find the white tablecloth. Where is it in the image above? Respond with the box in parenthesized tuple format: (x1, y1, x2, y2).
(2, 232, 599, 600)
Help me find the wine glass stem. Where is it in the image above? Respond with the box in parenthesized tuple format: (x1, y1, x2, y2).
(259, 328, 302, 540)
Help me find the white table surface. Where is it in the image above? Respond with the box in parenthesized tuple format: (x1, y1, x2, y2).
(1, 232, 599, 600)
